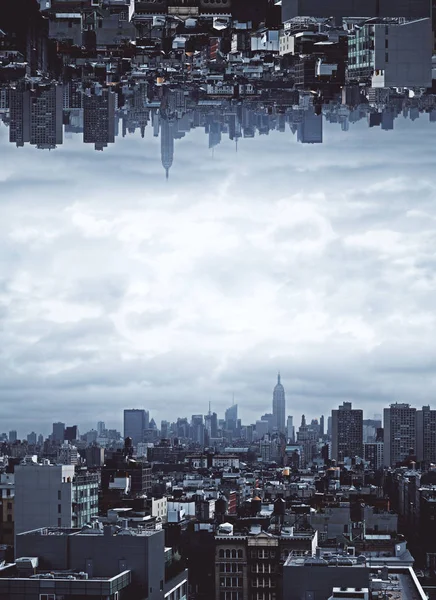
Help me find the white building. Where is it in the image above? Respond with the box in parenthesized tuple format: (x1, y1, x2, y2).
(57, 442, 79, 465)
(348, 19, 432, 89)
(14, 462, 98, 540)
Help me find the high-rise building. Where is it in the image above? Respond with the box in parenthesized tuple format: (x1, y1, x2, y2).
(272, 373, 286, 434)
(383, 403, 417, 467)
(319, 415, 325, 438)
(161, 116, 174, 179)
(52, 422, 65, 443)
(287, 416, 295, 442)
(331, 402, 363, 462)
(64, 425, 79, 442)
(97, 421, 106, 436)
(27, 432, 37, 445)
(83, 85, 116, 151)
(416, 406, 436, 466)
(123, 409, 149, 446)
(191, 415, 205, 446)
(9, 431, 17, 443)
(9, 82, 63, 149)
(225, 404, 238, 431)
(15, 462, 98, 536)
(160, 420, 169, 439)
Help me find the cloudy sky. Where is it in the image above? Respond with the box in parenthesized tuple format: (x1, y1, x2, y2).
(1, 113, 436, 436)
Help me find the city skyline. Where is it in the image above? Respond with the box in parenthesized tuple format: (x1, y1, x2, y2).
(2, 112, 436, 433)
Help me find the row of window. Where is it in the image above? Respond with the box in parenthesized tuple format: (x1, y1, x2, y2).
(218, 549, 277, 559)
(220, 577, 243, 588)
(219, 564, 243, 573)
(218, 549, 243, 559)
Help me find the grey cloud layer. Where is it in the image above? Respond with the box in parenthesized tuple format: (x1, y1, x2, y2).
(1, 118, 436, 435)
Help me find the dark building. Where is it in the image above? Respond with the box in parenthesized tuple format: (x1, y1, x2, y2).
(65, 425, 79, 442)
(101, 439, 152, 501)
(9, 82, 63, 149)
(281, 0, 431, 22)
(83, 86, 116, 151)
(331, 402, 363, 462)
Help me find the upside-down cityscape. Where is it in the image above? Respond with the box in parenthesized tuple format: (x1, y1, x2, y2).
(1, 0, 436, 599)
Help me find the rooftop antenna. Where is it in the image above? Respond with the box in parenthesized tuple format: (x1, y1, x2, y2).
(208, 400, 211, 417)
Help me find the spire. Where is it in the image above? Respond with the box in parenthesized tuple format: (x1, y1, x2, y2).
(165, 167, 169, 180)
(277, 372, 281, 385)
(208, 400, 211, 417)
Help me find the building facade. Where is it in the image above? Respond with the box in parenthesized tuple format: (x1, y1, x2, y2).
(383, 404, 416, 467)
(331, 402, 363, 463)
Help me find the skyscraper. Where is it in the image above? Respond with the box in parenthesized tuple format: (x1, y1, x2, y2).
(52, 422, 65, 443)
(384, 403, 417, 467)
(83, 85, 116, 151)
(331, 402, 363, 462)
(124, 409, 149, 446)
(287, 416, 295, 442)
(225, 403, 238, 431)
(417, 406, 436, 466)
(161, 116, 174, 179)
(272, 373, 286, 434)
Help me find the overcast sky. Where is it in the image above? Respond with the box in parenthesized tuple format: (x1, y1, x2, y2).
(1, 113, 436, 437)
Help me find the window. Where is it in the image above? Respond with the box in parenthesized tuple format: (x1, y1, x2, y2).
(40, 595, 56, 600)
(58, 504, 62, 513)
(219, 549, 225, 558)
(7, 502, 12, 510)
(385, 53, 389, 63)
(6, 489, 10, 497)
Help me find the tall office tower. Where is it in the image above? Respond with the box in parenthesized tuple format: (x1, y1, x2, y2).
(124, 409, 148, 446)
(15, 461, 98, 535)
(272, 373, 286, 434)
(9, 84, 30, 146)
(27, 432, 37, 445)
(327, 416, 332, 438)
(210, 412, 218, 438)
(320, 415, 325, 438)
(83, 86, 116, 151)
(9, 431, 17, 443)
(383, 403, 417, 467)
(191, 415, 205, 446)
(64, 425, 79, 442)
(29, 82, 63, 148)
(160, 420, 169, 439)
(416, 406, 436, 466)
(52, 422, 65, 443)
(97, 421, 106, 436)
(297, 106, 323, 144)
(160, 116, 174, 179)
(287, 416, 295, 443)
(9, 82, 63, 149)
(225, 403, 238, 431)
(331, 402, 363, 462)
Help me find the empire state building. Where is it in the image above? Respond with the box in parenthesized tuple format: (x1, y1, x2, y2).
(272, 373, 286, 434)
